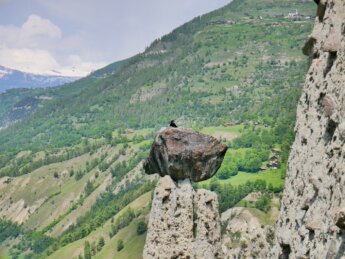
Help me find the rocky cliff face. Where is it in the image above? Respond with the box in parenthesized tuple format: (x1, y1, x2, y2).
(273, 1, 345, 258)
(143, 128, 226, 259)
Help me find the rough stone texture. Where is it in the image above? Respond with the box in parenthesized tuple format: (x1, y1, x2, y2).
(221, 195, 279, 258)
(143, 175, 223, 259)
(272, 1, 345, 258)
(193, 189, 222, 258)
(143, 127, 227, 182)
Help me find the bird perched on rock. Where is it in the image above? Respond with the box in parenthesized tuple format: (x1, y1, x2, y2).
(314, 0, 320, 4)
(169, 120, 178, 128)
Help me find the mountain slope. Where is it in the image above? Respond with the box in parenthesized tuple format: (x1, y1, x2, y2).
(0, 0, 314, 154)
(0, 59, 129, 128)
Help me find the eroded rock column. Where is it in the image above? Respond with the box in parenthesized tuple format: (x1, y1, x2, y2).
(143, 128, 227, 259)
(193, 189, 222, 258)
(272, 1, 345, 258)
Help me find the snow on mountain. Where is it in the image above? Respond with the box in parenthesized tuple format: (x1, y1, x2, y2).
(0, 66, 12, 78)
(0, 65, 79, 93)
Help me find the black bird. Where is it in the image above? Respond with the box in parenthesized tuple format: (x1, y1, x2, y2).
(170, 120, 178, 128)
(314, 0, 320, 4)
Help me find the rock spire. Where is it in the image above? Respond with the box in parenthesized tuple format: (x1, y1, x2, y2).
(143, 128, 227, 259)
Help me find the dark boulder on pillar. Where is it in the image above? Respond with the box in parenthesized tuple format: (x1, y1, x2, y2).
(143, 127, 227, 182)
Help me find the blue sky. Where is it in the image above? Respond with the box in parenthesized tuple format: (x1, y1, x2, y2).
(0, 0, 230, 76)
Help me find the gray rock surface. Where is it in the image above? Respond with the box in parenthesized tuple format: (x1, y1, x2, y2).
(193, 189, 222, 258)
(143, 175, 223, 259)
(272, 1, 345, 257)
(221, 194, 278, 258)
(143, 127, 227, 182)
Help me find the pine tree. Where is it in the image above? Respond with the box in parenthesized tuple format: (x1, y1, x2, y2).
(84, 241, 91, 259)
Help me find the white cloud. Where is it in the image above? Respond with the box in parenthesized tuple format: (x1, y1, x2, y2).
(0, 45, 59, 73)
(0, 14, 61, 48)
(32, 0, 231, 61)
(0, 1, 231, 77)
(0, 14, 106, 76)
(22, 14, 61, 39)
(0, 46, 106, 76)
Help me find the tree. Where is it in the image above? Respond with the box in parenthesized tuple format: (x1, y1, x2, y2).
(84, 180, 93, 196)
(117, 239, 124, 251)
(217, 162, 238, 179)
(91, 241, 96, 255)
(137, 221, 147, 235)
(105, 131, 113, 142)
(255, 195, 271, 212)
(97, 236, 105, 251)
(242, 152, 262, 172)
(75, 170, 84, 181)
(84, 241, 91, 259)
(209, 177, 220, 192)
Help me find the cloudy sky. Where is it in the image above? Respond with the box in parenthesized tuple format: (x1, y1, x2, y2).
(0, 0, 230, 77)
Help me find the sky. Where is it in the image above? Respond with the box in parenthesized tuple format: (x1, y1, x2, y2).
(0, 0, 230, 77)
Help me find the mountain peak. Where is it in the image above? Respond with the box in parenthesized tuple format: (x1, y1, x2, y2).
(0, 65, 79, 93)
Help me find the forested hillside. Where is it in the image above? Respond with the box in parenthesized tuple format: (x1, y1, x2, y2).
(0, 0, 313, 153)
(0, 0, 315, 258)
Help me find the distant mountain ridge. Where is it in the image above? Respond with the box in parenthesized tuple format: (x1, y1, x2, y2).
(0, 65, 79, 93)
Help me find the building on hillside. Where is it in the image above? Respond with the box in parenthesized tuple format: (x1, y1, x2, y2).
(286, 10, 312, 21)
(271, 148, 281, 155)
(267, 155, 279, 169)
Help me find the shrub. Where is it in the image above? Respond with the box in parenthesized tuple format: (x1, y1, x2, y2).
(255, 195, 271, 212)
(266, 228, 275, 246)
(117, 239, 124, 251)
(84, 241, 91, 259)
(97, 236, 105, 251)
(217, 162, 238, 179)
(137, 221, 147, 235)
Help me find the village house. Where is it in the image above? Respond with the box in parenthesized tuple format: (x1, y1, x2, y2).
(286, 10, 312, 21)
(267, 155, 279, 169)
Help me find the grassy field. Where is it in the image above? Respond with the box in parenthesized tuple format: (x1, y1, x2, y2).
(245, 206, 279, 226)
(234, 192, 281, 226)
(48, 192, 151, 259)
(0, 151, 96, 227)
(24, 146, 116, 230)
(201, 125, 244, 135)
(200, 170, 284, 188)
(95, 218, 146, 259)
(225, 170, 284, 187)
(0, 249, 10, 259)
